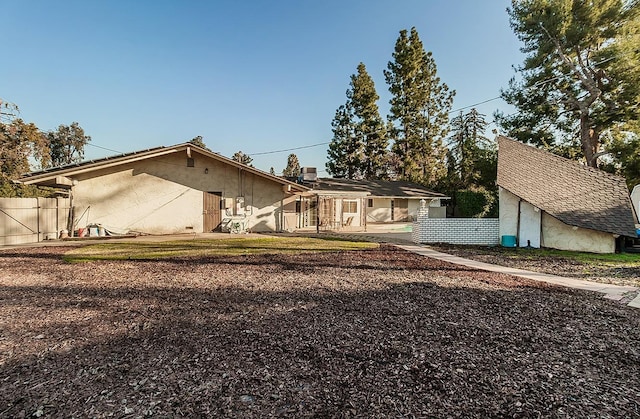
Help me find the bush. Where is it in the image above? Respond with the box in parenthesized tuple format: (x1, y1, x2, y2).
(455, 188, 497, 218)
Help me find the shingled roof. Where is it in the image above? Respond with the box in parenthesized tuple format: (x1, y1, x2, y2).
(497, 136, 637, 238)
(309, 178, 447, 199)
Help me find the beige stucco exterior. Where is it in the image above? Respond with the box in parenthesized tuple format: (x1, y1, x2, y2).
(66, 149, 301, 234)
(499, 187, 615, 253)
(540, 213, 615, 254)
(366, 198, 444, 223)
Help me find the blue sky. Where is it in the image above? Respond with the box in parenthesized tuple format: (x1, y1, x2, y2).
(3, 0, 524, 175)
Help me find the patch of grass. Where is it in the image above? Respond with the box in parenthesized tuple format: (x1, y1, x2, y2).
(63, 236, 378, 262)
(480, 246, 640, 266)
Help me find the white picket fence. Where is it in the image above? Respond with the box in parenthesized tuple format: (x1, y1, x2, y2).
(0, 197, 70, 246)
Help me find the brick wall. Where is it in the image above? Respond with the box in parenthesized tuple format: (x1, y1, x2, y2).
(412, 215, 500, 246)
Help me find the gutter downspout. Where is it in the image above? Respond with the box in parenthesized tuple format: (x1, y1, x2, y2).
(516, 199, 522, 247)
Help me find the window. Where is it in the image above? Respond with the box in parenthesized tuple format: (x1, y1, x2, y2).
(367, 199, 373, 208)
(343, 200, 358, 214)
(187, 158, 195, 167)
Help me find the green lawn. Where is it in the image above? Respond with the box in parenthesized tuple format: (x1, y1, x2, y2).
(501, 247, 640, 265)
(63, 236, 379, 262)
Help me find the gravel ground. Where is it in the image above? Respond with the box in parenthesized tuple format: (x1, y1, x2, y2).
(1, 245, 639, 418)
(428, 244, 640, 288)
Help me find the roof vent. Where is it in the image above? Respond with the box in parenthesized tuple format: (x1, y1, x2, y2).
(300, 167, 317, 182)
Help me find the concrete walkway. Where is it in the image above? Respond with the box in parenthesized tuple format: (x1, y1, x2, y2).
(396, 244, 640, 308)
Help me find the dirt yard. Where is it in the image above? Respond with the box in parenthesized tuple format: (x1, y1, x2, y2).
(1, 245, 639, 418)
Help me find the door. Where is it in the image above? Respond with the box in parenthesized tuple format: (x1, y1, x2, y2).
(203, 192, 222, 232)
(393, 199, 409, 222)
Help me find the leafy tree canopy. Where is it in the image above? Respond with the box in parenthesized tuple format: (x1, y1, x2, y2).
(46, 122, 91, 168)
(497, 0, 640, 169)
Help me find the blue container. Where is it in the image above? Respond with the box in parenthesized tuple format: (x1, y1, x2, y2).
(637, 229, 640, 238)
(501, 235, 517, 247)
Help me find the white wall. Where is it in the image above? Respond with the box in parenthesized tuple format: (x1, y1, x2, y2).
(412, 216, 500, 246)
(631, 185, 640, 223)
(518, 201, 541, 248)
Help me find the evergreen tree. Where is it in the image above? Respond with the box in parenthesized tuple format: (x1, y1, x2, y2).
(348, 63, 388, 180)
(232, 151, 253, 166)
(496, 0, 640, 168)
(326, 103, 360, 178)
(384, 27, 454, 187)
(282, 153, 301, 178)
(447, 108, 493, 189)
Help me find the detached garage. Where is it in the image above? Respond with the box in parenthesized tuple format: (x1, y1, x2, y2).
(497, 136, 637, 253)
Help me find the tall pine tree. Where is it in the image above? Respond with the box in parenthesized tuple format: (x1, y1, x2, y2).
(327, 63, 387, 179)
(384, 27, 454, 187)
(326, 103, 359, 178)
(349, 63, 388, 179)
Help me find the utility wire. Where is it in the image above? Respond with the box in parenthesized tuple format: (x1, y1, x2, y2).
(84, 51, 633, 160)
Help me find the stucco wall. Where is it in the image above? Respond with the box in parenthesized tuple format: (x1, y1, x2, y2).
(500, 187, 615, 253)
(367, 198, 444, 222)
(367, 198, 391, 222)
(70, 151, 289, 234)
(541, 213, 615, 254)
(499, 187, 519, 238)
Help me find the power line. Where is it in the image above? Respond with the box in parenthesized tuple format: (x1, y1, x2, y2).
(250, 142, 330, 156)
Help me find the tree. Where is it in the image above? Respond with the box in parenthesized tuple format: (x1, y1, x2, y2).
(349, 63, 388, 179)
(282, 153, 300, 178)
(269, 167, 276, 176)
(326, 63, 388, 179)
(384, 27, 454, 186)
(188, 135, 211, 151)
(232, 151, 253, 166)
(496, 0, 640, 168)
(0, 118, 50, 197)
(447, 109, 494, 189)
(326, 103, 360, 178)
(46, 122, 90, 167)
(600, 121, 640, 188)
(446, 109, 498, 217)
(1, 119, 48, 179)
(0, 99, 19, 124)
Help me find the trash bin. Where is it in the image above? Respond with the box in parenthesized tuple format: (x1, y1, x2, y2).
(501, 235, 517, 247)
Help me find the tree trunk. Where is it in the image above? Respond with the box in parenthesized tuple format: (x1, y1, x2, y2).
(579, 113, 598, 168)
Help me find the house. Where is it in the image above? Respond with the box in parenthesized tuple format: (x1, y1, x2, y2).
(497, 136, 637, 253)
(19, 144, 308, 235)
(284, 177, 447, 232)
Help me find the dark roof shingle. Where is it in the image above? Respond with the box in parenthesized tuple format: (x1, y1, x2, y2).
(310, 178, 446, 198)
(497, 136, 637, 237)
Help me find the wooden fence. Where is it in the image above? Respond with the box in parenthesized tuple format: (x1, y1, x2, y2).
(0, 197, 71, 246)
